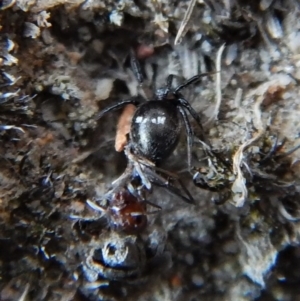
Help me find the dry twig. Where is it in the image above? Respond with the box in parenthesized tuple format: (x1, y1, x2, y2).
(174, 0, 197, 45)
(205, 43, 226, 125)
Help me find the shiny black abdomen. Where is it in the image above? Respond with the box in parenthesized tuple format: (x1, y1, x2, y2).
(130, 101, 181, 163)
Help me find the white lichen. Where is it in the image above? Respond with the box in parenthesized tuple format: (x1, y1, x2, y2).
(205, 43, 226, 125)
(23, 22, 40, 38)
(35, 10, 52, 28)
(174, 0, 197, 45)
(16, 0, 36, 11)
(237, 225, 278, 287)
(109, 10, 124, 26)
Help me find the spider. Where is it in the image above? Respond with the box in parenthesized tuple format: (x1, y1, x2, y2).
(97, 53, 212, 171)
(95, 53, 214, 208)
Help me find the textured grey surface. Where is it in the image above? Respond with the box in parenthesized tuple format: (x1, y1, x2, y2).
(1, 0, 300, 300)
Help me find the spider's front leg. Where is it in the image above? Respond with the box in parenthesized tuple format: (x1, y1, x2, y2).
(142, 165, 195, 204)
(177, 105, 194, 172)
(173, 71, 217, 140)
(130, 48, 144, 84)
(175, 93, 205, 135)
(163, 74, 174, 98)
(174, 73, 213, 94)
(96, 98, 141, 120)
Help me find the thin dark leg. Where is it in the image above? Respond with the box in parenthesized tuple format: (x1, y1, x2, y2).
(153, 177, 195, 205)
(176, 177, 195, 204)
(145, 200, 162, 212)
(176, 98, 232, 169)
(163, 74, 174, 98)
(174, 72, 213, 93)
(130, 49, 144, 84)
(276, 142, 300, 159)
(109, 163, 135, 193)
(259, 136, 296, 164)
(96, 98, 141, 120)
(178, 105, 193, 171)
(143, 165, 195, 204)
(176, 95, 206, 142)
(259, 136, 281, 164)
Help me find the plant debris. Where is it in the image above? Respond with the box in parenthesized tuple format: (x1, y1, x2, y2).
(1, 1, 300, 300)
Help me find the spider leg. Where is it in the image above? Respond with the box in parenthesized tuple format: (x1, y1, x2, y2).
(155, 177, 195, 205)
(174, 72, 213, 93)
(178, 105, 193, 172)
(175, 177, 195, 204)
(130, 48, 144, 84)
(259, 136, 288, 164)
(133, 161, 152, 190)
(143, 163, 194, 203)
(275, 137, 287, 153)
(124, 144, 155, 190)
(127, 182, 143, 200)
(143, 166, 195, 204)
(145, 200, 162, 212)
(259, 136, 280, 164)
(276, 142, 300, 159)
(127, 175, 162, 212)
(124, 145, 194, 203)
(175, 94, 206, 143)
(109, 163, 135, 194)
(176, 96, 232, 171)
(96, 98, 141, 120)
(163, 74, 174, 98)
